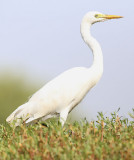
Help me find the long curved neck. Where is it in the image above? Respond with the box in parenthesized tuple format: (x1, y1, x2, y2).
(80, 19, 103, 79)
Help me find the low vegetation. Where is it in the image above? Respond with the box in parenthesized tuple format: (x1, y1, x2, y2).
(0, 109, 134, 160)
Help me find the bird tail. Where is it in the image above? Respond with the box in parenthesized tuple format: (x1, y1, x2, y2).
(6, 102, 31, 126)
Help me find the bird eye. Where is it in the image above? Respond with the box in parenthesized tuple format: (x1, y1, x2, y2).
(95, 14, 99, 18)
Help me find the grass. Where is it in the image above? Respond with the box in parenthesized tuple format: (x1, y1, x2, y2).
(0, 110, 134, 160)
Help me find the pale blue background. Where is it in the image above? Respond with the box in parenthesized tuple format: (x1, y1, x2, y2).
(0, 0, 133, 121)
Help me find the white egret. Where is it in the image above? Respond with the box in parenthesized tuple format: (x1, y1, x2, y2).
(6, 11, 123, 126)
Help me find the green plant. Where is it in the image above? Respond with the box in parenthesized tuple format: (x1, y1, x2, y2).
(0, 110, 134, 160)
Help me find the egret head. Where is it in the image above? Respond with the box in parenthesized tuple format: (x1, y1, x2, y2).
(83, 11, 123, 24)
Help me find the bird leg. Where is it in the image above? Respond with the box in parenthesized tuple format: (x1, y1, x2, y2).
(60, 107, 69, 126)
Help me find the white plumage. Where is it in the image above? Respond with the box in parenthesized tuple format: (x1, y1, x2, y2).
(6, 11, 122, 126)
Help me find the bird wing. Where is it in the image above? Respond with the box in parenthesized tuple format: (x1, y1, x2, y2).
(7, 67, 94, 126)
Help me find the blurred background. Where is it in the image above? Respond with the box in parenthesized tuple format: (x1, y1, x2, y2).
(0, 0, 134, 124)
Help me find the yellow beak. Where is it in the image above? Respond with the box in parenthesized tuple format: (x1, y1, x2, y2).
(100, 14, 123, 19)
